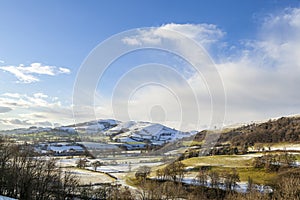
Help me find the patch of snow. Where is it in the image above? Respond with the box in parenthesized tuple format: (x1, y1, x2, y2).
(48, 145, 84, 153)
(78, 142, 119, 150)
(270, 144, 300, 151)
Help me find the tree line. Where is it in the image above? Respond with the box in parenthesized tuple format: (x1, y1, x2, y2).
(0, 138, 79, 199)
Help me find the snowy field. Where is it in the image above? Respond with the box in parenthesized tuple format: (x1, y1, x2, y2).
(64, 168, 115, 185)
(269, 143, 300, 151)
(56, 155, 165, 187)
(78, 142, 119, 150)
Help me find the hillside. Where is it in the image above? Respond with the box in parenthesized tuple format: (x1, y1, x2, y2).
(199, 116, 300, 146)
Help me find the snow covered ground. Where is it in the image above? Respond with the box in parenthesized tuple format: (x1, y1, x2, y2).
(249, 143, 300, 152)
(57, 156, 164, 188)
(78, 142, 119, 150)
(270, 143, 300, 151)
(34, 142, 85, 155)
(48, 145, 84, 153)
(58, 156, 164, 171)
(64, 168, 115, 185)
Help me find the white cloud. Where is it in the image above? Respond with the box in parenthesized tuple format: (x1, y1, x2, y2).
(0, 63, 71, 83)
(33, 93, 48, 99)
(58, 67, 71, 74)
(0, 60, 4, 64)
(161, 23, 225, 45)
(122, 23, 225, 48)
(3, 93, 21, 98)
(0, 118, 57, 127)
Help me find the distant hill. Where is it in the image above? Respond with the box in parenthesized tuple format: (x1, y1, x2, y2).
(74, 120, 194, 147)
(0, 119, 195, 148)
(194, 116, 300, 146)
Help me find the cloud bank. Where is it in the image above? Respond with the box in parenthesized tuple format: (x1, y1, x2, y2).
(0, 92, 71, 129)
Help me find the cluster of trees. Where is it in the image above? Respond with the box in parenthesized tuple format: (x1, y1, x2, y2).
(209, 146, 239, 156)
(178, 145, 243, 161)
(135, 167, 299, 200)
(193, 168, 240, 192)
(137, 180, 188, 200)
(76, 183, 133, 200)
(253, 153, 297, 172)
(76, 158, 103, 171)
(134, 176, 299, 200)
(272, 171, 300, 200)
(227, 171, 300, 200)
(135, 166, 151, 180)
(134, 164, 187, 200)
(133, 159, 299, 200)
(0, 139, 78, 199)
(135, 162, 186, 183)
(155, 161, 185, 182)
(135, 163, 240, 199)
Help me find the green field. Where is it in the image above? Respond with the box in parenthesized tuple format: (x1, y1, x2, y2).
(182, 155, 254, 168)
(210, 167, 277, 184)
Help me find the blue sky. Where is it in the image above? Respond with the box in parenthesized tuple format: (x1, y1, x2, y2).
(0, 0, 300, 130)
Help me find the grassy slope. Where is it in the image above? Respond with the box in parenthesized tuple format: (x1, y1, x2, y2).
(182, 155, 253, 168)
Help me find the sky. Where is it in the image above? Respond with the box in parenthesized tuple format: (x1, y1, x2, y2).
(0, 0, 300, 131)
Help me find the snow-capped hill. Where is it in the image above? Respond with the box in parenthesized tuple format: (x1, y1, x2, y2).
(110, 121, 195, 146)
(109, 121, 139, 132)
(75, 119, 120, 133)
(131, 123, 176, 140)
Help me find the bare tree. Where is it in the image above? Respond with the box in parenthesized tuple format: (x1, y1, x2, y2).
(91, 160, 102, 171)
(223, 168, 240, 192)
(76, 158, 88, 168)
(0, 139, 79, 200)
(209, 171, 220, 189)
(195, 168, 208, 186)
(275, 175, 300, 200)
(135, 166, 151, 180)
